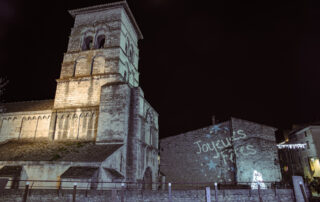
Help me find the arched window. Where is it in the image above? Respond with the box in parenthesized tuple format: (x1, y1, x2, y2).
(145, 111, 153, 145)
(125, 43, 128, 54)
(91, 55, 105, 75)
(128, 45, 134, 63)
(123, 71, 127, 82)
(125, 37, 130, 54)
(143, 167, 152, 190)
(73, 61, 76, 77)
(95, 35, 105, 49)
(82, 36, 93, 51)
(74, 57, 88, 76)
(129, 49, 133, 62)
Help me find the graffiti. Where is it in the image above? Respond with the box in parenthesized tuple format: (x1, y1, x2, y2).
(251, 170, 267, 189)
(210, 124, 223, 134)
(207, 160, 216, 170)
(194, 129, 257, 165)
(194, 129, 248, 154)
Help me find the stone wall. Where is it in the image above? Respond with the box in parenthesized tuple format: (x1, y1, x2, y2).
(160, 118, 281, 185)
(55, 5, 140, 109)
(96, 82, 131, 142)
(0, 188, 295, 202)
(0, 161, 103, 189)
(125, 87, 159, 184)
(0, 111, 52, 142)
(160, 121, 234, 184)
(0, 108, 99, 142)
(54, 77, 109, 109)
(52, 108, 98, 140)
(60, 49, 120, 79)
(96, 83, 159, 184)
(231, 118, 282, 184)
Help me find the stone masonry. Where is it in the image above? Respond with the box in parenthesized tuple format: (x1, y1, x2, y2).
(0, 1, 159, 189)
(160, 117, 281, 187)
(0, 189, 296, 202)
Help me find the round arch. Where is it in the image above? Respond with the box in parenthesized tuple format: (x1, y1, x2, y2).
(81, 29, 94, 51)
(142, 167, 152, 190)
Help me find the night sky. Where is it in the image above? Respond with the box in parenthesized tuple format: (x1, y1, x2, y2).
(1, 0, 320, 139)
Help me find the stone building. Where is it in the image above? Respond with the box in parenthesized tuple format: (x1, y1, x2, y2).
(279, 124, 320, 183)
(160, 117, 281, 187)
(0, 1, 159, 189)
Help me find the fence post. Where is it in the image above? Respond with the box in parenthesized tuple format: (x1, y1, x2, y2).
(168, 182, 172, 202)
(57, 183, 61, 197)
(22, 182, 29, 202)
(299, 182, 309, 202)
(258, 184, 262, 202)
(161, 176, 166, 191)
(121, 183, 125, 202)
(206, 187, 211, 202)
(112, 189, 117, 202)
(214, 182, 218, 202)
(72, 183, 77, 202)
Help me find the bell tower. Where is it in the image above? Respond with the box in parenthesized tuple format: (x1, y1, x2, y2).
(53, 1, 143, 109)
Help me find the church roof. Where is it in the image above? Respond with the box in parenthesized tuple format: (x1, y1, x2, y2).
(104, 168, 124, 180)
(60, 166, 98, 179)
(68, 1, 143, 40)
(1, 100, 54, 113)
(0, 166, 22, 177)
(0, 140, 122, 162)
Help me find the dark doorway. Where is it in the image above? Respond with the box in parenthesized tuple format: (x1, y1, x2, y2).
(142, 167, 152, 190)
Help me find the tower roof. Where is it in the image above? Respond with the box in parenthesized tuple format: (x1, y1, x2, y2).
(68, 1, 143, 39)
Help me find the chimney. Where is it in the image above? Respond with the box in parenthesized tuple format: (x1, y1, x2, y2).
(212, 116, 216, 125)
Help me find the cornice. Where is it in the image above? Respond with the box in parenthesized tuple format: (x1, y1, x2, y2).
(68, 1, 143, 40)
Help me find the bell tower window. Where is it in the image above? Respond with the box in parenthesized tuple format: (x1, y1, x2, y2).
(82, 36, 93, 51)
(95, 35, 105, 49)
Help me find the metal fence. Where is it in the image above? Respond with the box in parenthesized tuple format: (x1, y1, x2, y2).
(0, 179, 293, 190)
(0, 179, 296, 202)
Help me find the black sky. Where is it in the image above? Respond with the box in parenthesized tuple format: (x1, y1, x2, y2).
(1, 0, 320, 138)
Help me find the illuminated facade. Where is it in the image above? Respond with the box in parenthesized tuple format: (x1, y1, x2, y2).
(160, 117, 281, 187)
(0, 1, 159, 189)
(279, 125, 320, 182)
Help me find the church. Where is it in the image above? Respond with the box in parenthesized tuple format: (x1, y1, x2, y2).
(0, 1, 159, 189)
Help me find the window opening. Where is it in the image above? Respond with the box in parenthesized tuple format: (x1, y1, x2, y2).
(95, 35, 105, 49)
(129, 49, 133, 62)
(82, 36, 93, 51)
(124, 71, 127, 82)
(73, 61, 77, 77)
(90, 60, 94, 75)
(125, 43, 128, 54)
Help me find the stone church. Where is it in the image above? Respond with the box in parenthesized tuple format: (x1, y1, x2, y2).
(0, 1, 159, 189)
